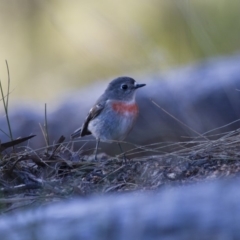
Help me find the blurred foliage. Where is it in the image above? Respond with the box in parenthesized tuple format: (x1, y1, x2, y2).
(0, 0, 239, 102)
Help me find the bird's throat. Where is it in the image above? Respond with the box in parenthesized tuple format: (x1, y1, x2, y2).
(111, 101, 138, 115)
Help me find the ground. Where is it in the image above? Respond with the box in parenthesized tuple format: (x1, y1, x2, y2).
(1, 129, 240, 213)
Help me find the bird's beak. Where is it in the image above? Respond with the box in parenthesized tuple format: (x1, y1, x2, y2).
(134, 83, 146, 89)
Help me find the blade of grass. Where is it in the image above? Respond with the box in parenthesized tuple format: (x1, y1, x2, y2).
(44, 103, 50, 151)
(151, 99, 209, 141)
(38, 104, 50, 154)
(5, 60, 10, 109)
(0, 129, 9, 136)
(39, 123, 49, 150)
(0, 63, 13, 142)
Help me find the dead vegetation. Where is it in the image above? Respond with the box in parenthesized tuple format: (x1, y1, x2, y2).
(1, 63, 240, 213)
(1, 128, 240, 213)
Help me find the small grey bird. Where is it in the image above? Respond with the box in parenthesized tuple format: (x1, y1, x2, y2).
(71, 76, 146, 160)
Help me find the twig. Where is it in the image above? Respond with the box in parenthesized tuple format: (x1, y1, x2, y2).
(0, 196, 38, 204)
(0, 183, 43, 194)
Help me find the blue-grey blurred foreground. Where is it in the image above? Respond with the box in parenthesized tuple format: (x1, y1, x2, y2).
(0, 179, 240, 240)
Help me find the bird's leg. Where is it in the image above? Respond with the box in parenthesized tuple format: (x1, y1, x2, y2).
(117, 142, 127, 162)
(94, 138, 100, 160)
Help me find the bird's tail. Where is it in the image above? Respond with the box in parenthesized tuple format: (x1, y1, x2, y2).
(71, 128, 81, 139)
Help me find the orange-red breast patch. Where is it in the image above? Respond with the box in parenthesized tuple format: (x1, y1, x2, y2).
(111, 101, 138, 115)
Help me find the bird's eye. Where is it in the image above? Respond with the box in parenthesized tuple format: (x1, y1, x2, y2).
(121, 84, 128, 90)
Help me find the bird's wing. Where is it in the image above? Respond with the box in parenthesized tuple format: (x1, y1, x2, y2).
(71, 97, 106, 139)
(80, 102, 105, 137)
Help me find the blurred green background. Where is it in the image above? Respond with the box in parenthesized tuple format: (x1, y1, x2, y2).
(0, 0, 239, 103)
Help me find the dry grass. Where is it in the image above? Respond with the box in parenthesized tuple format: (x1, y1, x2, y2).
(1, 128, 240, 213)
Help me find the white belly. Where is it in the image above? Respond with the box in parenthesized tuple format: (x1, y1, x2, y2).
(88, 109, 137, 142)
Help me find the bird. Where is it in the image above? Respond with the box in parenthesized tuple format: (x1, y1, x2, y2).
(71, 76, 146, 160)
